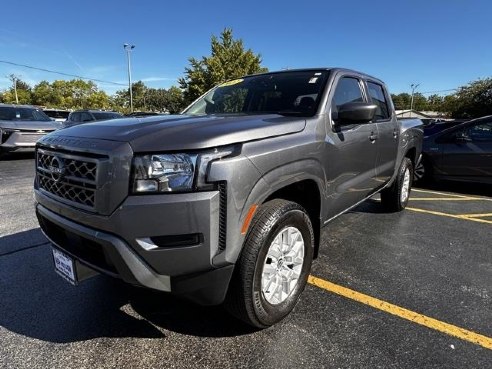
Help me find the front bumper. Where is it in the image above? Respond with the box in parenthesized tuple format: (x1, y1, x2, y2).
(1, 131, 52, 151)
(35, 189, 234, 305)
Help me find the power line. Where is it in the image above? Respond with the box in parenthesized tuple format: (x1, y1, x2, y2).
(0, 60, 126, 86)
(420, 88, 457, 95)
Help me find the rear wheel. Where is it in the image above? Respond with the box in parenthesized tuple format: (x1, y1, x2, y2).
(381, 158, 413, 212)
(413, 154, 432, 184)
(225, 199, 314, 328)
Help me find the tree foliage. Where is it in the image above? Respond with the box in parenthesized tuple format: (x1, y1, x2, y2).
(390, 78, 492, 118)
(164, 86, 186, 113)
(2, 76, 32, 104)
(450, 78, 492, 118)
(112, 82, 185, 113)
(178, 28, 268, 104)
(30, 79, 110, 109)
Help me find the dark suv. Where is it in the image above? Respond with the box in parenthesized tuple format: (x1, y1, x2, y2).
(65, 110, 122, 127)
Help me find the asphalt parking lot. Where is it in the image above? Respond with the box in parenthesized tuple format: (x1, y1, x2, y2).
(1, 152, 490, 369)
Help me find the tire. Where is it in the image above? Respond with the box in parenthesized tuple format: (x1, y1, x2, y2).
(225, 199, 314, 328)
(381, 157, 413, 212)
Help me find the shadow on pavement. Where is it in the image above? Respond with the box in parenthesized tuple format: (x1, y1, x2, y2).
(0, 228, 48, 255)
(416, 181, 491, 198)
(0, 228, 254, 344)
(350, 198, 388, 214)
(351, 179, 491, 216)
(128, 288, 257, 338)
(0, 151, 35, 161)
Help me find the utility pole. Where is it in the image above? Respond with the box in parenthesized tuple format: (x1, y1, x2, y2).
(410, 83, 420, 118)
(123, 43, 135, 112)
(7, 74, 19, 104)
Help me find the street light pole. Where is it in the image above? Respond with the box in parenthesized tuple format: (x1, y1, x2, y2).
(123, 43, 135, 112)
(410, 83, 420, 118)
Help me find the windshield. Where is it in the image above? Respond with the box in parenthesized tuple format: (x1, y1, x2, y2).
(43, 110, 70, 119)
(0, 106, 52, 122)
(183, 70, 329, 117)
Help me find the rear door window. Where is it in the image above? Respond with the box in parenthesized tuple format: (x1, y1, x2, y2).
(367, 82, 390, 121)
(69, 113, 80, 122)
(81, 112, 93, 122)
(465, 121, 492, 142)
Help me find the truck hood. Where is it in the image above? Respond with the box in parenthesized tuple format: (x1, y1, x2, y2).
(48, 114, 306, 152)
(0, 120, 59, 131)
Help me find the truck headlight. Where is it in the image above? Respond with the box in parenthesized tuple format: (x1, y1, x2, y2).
(131, 146, 235, 193)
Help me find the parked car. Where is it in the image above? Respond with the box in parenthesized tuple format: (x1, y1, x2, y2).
(415, 115, 492, 184)
(34, 68, 422, 327)
(422, 119, 468, 137)
(0, 104, 59, 156)
(64, 110, 123, 127)
(42, 109, 71, 122)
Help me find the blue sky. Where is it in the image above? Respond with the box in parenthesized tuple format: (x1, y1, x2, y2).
(0, 0, 490, 96)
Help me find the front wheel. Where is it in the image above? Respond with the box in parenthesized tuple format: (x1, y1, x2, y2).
(381, 158, 413, 212)
(225, 199, 314, 328)
(413, 154, 432, 184)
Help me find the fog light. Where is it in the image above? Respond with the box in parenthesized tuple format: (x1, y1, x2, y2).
(135, 179, 158, 192)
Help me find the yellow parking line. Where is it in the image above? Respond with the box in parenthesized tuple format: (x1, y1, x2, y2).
(308, 276, 492, 350)
(409, 197, 477, 201)
(412, 189, 470, 198)
(407, 207, 492, 225)
(412, 189, 492, 202)
(461, 213, 492, 218)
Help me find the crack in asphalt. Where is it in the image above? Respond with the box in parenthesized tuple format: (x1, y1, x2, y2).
(0, 241, 50, 257)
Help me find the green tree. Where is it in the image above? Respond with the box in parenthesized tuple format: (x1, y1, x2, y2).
(412, 92, 428, 111)
(164, 86, 185, 113)
(112, 82, 185, 113)
(2, 76, 32, 104)
(450, 78, 492, 118)
(30, 79, 110, 109)
(113, 81, 147, 111)
(143, 88, 165, 112)
(391, 93, 411, 110)
(426, 94, 444, 112)
(32, 80, 60, 107)
(178, 28, 268, 104)
(440, 94, 459, 116)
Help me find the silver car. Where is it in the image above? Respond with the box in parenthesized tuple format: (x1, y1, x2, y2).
(0, 104, 59, 155)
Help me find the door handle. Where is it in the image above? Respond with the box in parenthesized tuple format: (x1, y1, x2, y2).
(369, 132, 378, 142)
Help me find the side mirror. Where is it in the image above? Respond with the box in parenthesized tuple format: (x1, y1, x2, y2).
(335, 102, 377, 124)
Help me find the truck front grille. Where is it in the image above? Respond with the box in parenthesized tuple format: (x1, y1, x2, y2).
(36, 149, 100, 210)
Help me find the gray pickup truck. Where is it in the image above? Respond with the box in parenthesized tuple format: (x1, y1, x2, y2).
(34, 68, 422, 328)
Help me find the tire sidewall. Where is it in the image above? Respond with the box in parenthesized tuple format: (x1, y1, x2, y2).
(398, 159, 413, 209)
(251, 208, 313, 326)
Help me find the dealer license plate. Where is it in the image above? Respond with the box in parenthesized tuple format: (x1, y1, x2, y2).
(52, 248, 77, 285)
